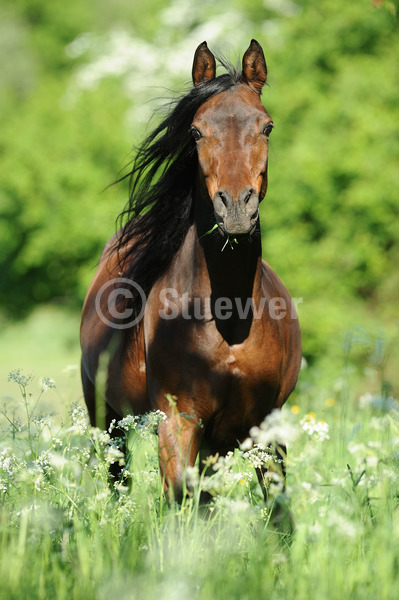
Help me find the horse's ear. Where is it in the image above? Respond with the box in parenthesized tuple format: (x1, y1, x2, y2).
(192, 41, 216, 86)
(241, 39, 267, 94)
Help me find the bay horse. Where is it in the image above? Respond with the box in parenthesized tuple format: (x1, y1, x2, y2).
(80, 40, 301, 502)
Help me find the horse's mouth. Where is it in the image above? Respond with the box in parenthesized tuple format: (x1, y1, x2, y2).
(216, 219, 258, 239)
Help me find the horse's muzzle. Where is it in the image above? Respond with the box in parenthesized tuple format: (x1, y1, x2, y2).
(213, 187, 259, 235)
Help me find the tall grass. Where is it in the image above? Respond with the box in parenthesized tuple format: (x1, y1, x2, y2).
(1, 340, 398, 600)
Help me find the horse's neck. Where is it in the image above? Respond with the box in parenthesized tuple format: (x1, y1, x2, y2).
(201, 231, 262, 299)
(186, 223, 263, 344)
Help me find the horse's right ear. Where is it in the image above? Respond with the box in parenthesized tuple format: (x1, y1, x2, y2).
(192, 42, 216, 86)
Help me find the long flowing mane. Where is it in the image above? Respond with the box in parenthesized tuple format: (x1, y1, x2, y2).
(113, 60, 242, 323)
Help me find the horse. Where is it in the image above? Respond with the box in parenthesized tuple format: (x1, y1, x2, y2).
(80, 39, 302, 503)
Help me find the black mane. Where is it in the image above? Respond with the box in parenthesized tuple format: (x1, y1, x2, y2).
(113, 62, 241, 324)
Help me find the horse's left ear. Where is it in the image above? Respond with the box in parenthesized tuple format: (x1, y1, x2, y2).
(241, 39, 267, 94)
(192, 41, 216, 86)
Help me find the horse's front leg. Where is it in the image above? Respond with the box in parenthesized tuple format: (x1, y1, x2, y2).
(157, 408, 203, 503)
(255, 443, 287, 502)
(255, 444, 293, 531)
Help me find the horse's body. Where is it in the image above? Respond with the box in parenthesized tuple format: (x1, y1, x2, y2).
(81, 40, 301, 500)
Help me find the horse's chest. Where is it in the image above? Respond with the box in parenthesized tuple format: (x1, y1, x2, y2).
(214, 341, 276, 380)
(146, 311, 283, 403)
(197, 340, 283, 446)
(215, 338, 283, 404)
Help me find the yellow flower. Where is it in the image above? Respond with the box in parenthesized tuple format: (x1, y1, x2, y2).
(306, 411, 316, 420)
(325, 398, 336, 407)
(290, 405, 301, 415)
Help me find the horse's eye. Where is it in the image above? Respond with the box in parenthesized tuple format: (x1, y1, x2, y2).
(191, 127, 202, 141)
(263, 123, 274, 137)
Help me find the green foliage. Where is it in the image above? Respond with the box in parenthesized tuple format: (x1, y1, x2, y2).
(0, 0, 134, 315)
(262, 0, 399, 365)
(0, 75, 129, 313)
(0, 0, 398, 369)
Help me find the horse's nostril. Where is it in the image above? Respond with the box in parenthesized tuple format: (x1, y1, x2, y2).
(240, 188, 259, 219)
(214, 190, 232, 218)
(218, 191, 229, 207)
(239, 187, 257, 207)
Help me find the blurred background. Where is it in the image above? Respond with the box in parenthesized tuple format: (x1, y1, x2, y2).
(0, 0, 398, 408)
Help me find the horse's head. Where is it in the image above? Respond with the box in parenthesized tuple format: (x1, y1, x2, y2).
(191, 40, 272, 237)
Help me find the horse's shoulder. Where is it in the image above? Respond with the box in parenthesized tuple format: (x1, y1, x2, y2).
(99, 228, 140, 270)
(99, 230, 121, 262)
(261, 259, 293, 302)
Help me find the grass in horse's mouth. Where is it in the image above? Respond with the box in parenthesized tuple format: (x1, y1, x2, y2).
(200, 223, 219, 239)
(221, 234, 239, 251)
(200, 223, 239, 251)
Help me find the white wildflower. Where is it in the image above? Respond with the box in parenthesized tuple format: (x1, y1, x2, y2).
(369, 416, 390, 430)
(39, 377, 56, 391)
(48, 453, 68, 470)
(7, 369, 34, 387)
(249, 409, 299, 449)
(367, 441, 382, 450)
(113, 481, 129, 495)
(108, 419, 116, 433)
(34, 474, 45, 492)
(185, 465, 199, 488)
(365, 455, 378, 469)
(244, 445, 273, 470)
(105, 446, 125, 466)
(200, 452, 244, 495)
(117, 415, 138, 432)
(240, 437, 253, 451)
(212, 451, 237, 472)
(347, 442, 366, 455)
(16, 504, 40, 516)
(213, 497, 250, 513)
(142, 409, 167, 428)
(35, 450, 54, 476)
(0, 449, 23, 489)
(70, 405, 88, 434)
(358, 392, 373, 409)
(117, 410, 167, 440)
(90, 427, 111, 445)
(300, 414, 329, 441)
(96, 490, 111, 503)
(78, 447, 91, 463)
(116, 496, 136, 520)
(326, 511, 362, 540)
(137, 410, 167, 440)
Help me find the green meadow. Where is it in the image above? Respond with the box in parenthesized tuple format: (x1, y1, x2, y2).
(1, 317, 398, 599)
